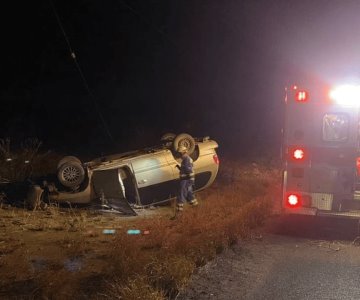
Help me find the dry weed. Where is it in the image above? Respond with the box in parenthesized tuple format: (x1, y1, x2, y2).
(0, 138, 48, 183)
(147, 254, 195, 297)
(102, 275, 165, 300)
(1, 159, 280, 299)
(32, 268, 78, 299)
(110, 233, 152, 280)
(102, 162, 276, 296)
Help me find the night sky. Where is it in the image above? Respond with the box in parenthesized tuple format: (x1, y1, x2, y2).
(3, 0, 360, 159)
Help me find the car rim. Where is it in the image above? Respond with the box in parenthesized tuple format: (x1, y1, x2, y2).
(62, 166, 81, 183)
(180, 138, 192, 149)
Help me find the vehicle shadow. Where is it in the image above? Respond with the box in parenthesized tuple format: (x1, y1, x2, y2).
(264, 214, 360, 242)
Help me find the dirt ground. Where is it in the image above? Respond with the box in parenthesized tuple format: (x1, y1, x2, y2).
(0, 204, 174, 299)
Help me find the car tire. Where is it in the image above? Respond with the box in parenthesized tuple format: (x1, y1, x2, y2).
(173, 133, 196, 155)
(57, 156, 82, 170)
(57, 161, 85, 188)
(25, 185, 44, 210)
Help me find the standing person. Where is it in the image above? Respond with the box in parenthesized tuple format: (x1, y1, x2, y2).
(176, 145, 198, 212)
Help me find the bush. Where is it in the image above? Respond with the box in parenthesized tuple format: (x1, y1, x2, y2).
(0, 138, 58, 183)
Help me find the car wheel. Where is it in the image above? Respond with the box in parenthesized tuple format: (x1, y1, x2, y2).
(173, 133, 196, 155)
(57, 156, 82, 170)
(25, 185, 44, 210)
(57, 161, 85, 188)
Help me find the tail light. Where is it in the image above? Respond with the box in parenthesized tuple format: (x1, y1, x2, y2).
(356, 157, 360, 176)
(213, 154, 219, 165)
(293, 148, 305, 160)
(286, 194, 301, 208)
(295, 90, 308, 102)
(289, 147, 307, 161)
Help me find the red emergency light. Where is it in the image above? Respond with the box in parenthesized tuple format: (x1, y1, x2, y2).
(293, 148, 305, 160)
(289, 147, 307, 161)
(356, 157, 360, 176)
(286, 194, 301, 208)
(295, 90, 308, 102)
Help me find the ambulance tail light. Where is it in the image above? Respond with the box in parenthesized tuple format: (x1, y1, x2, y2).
(356, 157, 360, 176)
(286, 194, 301, 208)
(295, 90, 308, 102)
(289, 147, 307, 162)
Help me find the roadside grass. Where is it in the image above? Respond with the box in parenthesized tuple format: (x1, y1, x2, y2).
(0, 158, 281, 299)
(102, 159, 280, 299)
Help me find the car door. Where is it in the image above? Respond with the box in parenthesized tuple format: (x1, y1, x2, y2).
(164, 143, 219, 192)
(130, 150, 176, 205)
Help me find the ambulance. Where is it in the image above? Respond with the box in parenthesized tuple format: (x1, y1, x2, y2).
(282, 83, 360, 217)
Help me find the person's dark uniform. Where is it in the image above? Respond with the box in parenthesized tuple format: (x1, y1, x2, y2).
(176, 146, 198, 211)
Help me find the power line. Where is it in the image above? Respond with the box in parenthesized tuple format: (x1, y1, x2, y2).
(48, 0, 114, 142)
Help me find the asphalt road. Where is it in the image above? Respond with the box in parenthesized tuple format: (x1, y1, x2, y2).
(178, 215, 360, 300)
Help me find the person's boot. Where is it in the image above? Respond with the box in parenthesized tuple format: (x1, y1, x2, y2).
(189, 199, 198, 206)
(176, 203, 184, 211)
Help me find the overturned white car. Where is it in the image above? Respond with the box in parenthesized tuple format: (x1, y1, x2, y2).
(28, 133, 219, 211)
